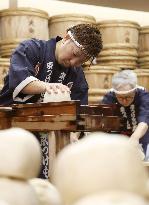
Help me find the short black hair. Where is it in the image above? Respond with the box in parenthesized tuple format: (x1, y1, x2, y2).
(67, 23, 103, 59)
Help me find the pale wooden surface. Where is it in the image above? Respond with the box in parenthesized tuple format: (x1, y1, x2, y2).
(138, 27, 149, 69)
(48, 131, 56, 179)
(48, 131, 71, 179)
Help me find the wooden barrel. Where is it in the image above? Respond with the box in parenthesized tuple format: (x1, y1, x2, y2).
(97, 20, 140, 52)
(88, 88, 109, 104)
(87, 68, 149, 103)
(138, 27, 149, 55)
(49, 13, 96, 38)
(134, 69, 149, 91)
(138, 27, 149, 69)
(0, 58, 10, 89)
(0, 8, 49, 57)
(84, 65, 120, 104)
(96, 20, 140, 69)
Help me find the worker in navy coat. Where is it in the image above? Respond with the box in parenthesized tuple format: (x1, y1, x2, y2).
(0, 23, 103, 178)
(102, 69, 149, 156)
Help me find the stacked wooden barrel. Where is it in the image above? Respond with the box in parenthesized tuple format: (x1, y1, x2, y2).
(0, 8, 49, 57)
(0, 8, 149, 102)
(84, 20, 139, 104)
(84, 20, 149, 104)
(84, 65, 120, 102)
(48, 13, 96, 38)
(0, 7, 49, 90)
(96, 20, 140, 69)
(138, 26, 149, 69)
(134, 26, 149, 91)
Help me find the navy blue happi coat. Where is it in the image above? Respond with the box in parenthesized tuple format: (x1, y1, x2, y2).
(0, 37, 88, 105)
(102, 88, 149, 153)
(0, 37, 89, 179)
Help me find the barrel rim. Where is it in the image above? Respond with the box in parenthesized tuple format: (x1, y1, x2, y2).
(0, 7, 49, 19)
(138, 51, 149, 57)
(97, 62, 137, 67)
(97, 20, 140, 29)
(140, 27, 149, 34)
(49, 13, 96, 23)
(140, 26, 149, 29)
(84, 69, 120, 73)
(97, 56, 138, 60)
(103, 44, 138, 49)
(135, 69, 149, 74)
(99, 50, 138, 57)
(84, 65, 120, 71)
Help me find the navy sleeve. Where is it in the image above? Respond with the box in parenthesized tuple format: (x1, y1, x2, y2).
(70, 67, 88, 105)
(102, 91, 116, 104)
(137, 90, 149, 124)
(9, 38, 41, 91)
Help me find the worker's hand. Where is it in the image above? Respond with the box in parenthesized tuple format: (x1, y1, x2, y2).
(129, 136, 139, 147)
(45, 83, 70, 94)
(129, 136, 145, 160)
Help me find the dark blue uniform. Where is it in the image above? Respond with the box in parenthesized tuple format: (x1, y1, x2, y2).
(102, 88, 149, 154)
(0, 37, 88, 179)
(0, 37, 88, 105)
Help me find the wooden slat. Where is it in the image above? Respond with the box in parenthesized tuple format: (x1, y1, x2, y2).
(12, 101, 79, 117)
(11, 121, 76, 131)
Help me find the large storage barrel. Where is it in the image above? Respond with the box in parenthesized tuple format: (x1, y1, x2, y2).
(0, 58, 10, 89)
(134, 69, 149, 91)
(96, 20, 140, 69)
(88, 88, 108, 104)
(138, 26, 149, 69)
(49, 13, 96, 38)
(85, 67, 149, 103)
(84, 65, 120, 103)
(0, 8, 49, 57)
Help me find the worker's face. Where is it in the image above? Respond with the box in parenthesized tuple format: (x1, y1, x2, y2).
(115, 85, 136, 107)
(56, 34, 89, 67)
(116, 92, 135, 107)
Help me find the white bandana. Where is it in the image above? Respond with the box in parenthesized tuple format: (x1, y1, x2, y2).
(67, 30, 94, 59)
(111, 85, 145, 95)
(111, 86, 137, 95)
(67, 30, 83, 49)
